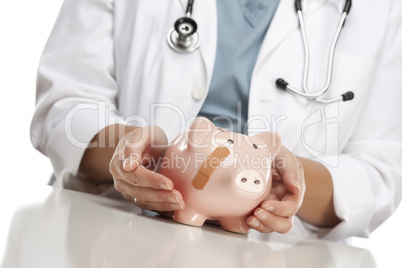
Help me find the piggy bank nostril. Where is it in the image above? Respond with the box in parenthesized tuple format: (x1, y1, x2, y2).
(241, 178, 247, 183)
(254, 179, 261, 185)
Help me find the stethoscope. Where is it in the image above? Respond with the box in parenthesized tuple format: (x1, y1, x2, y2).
(167, 0, 201, 53)
(167, 0, 354, 103)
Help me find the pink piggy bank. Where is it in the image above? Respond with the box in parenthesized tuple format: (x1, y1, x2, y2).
(159, 117, 281, 233)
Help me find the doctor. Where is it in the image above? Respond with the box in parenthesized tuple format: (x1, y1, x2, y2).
(31, 0, 402, 240)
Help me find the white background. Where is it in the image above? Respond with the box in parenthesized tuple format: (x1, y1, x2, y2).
(0, 0, 61, 260)
(0, 0, 401, 267)
(0, 0, 61, 187)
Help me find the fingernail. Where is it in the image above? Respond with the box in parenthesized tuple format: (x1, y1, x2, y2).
(123, 156, 139, 170)
(123, 157, 133, 170)
(174, 195, 182, 205)
(262, 204, 275, 212)
(294, 180, 301, 193)
(131, 153, 140, 161)
(248, 218, 259, 228)
(255, 209, 268, 221)
(160, 183, 172, 191)
(168, 195, 180, 203)
(174, 195, 185, 209)
(170, 203, 184, 210)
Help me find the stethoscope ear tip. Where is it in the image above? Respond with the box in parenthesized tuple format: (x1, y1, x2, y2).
(276, 78, 289, 90)
(342, 91, 354, 101)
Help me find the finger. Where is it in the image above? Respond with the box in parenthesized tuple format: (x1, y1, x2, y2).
(115, 179, 183, 203)
(247, 216, 273, 233)
(297, 164, 306, 192)
(109, 140, 128, 174)
(122, 152, 142, 171)
(271, 168, 282, 181)
(136, 200, 185, 212)
(268, 183, 288, 201)
(122, 142, 167, 172)
(261, 200, 299, 218)
(121, 129, 151, 171)
(275, 148, 302, 195)
(123, 194, 134, 201)
(283, 174, 301, 195)
(124, 127, 152, 151)
(279, 163, 303, 195)
(253, 208, 294, 234)
(124, 126, 168, 159)
(125, 165, 174, 190)
(122, 194, 185, 211)
(281, 167, 305, 206)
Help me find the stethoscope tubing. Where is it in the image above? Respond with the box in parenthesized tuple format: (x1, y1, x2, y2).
(289, 11, 348, 98)
(169, 0, 354, 103)
(186, 0, 194, 16)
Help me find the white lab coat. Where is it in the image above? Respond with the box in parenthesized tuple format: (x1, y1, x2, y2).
(31, 0, 402, 241)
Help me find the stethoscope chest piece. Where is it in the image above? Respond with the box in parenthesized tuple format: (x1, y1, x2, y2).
(167, 17, 201, 53)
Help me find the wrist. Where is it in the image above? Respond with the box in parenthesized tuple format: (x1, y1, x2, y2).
(296, 157, 341, 227)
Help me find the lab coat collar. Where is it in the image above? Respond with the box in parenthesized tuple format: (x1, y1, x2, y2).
(236, 0, 272, 27)
(310, 0, 346, 12)
(302, 0, 346, 14)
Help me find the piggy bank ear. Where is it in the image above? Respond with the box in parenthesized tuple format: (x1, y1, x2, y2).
(250, 132, 282, 157)
(188, 117, 215, 148)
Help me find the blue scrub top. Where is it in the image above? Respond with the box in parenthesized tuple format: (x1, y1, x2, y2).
(197, 0, 280, 134)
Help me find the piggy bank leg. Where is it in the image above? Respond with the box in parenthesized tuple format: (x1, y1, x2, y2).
(173, 208, 207, 227)
(219, 217, 250, 234)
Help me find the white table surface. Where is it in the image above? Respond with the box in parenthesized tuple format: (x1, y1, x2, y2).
(0, 186, 381, 268)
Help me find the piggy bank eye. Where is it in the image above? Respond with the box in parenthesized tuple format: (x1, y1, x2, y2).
(253, 143, 258, 149)
(227, 139, 234, 144)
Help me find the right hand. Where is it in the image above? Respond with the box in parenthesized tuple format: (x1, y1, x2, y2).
(109, 125, 185, 211)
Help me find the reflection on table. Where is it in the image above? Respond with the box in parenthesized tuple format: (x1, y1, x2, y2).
(2, 187, 376, 268)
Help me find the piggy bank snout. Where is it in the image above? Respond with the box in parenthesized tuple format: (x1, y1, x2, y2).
(235, 169, 266, 194)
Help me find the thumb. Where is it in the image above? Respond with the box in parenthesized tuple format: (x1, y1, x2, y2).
(122, 151, 142, 171)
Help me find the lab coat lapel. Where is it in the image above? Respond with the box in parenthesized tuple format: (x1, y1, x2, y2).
(255, 0, 328, 69)
(180, 0, 218, 89)
(306, 0, 345, 12)
(196, 0, 218, 88)
(179, 0, 186, 11)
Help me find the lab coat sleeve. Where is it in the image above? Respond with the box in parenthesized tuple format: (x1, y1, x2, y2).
(30, 0, 126, 190)
(315, 1, 402, 240)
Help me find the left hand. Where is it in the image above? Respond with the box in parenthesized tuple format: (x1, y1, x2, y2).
(247, 146, 306, 234)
